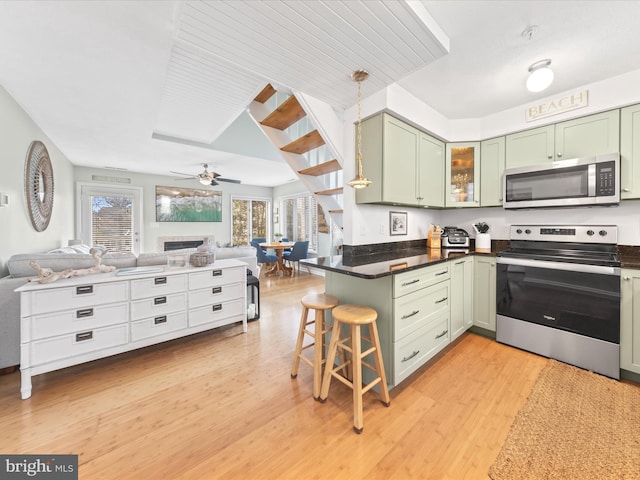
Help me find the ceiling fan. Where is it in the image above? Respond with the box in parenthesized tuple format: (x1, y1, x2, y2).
(171, 163, 241, 186)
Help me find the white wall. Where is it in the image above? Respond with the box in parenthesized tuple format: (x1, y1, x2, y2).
(342, 68, 640, 247)
(0, 85, 75, 276)
(74, 166, 273, 252)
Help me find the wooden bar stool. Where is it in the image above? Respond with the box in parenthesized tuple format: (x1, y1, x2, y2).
(290, 293, 340, 400)
(319, 304, 390, 434)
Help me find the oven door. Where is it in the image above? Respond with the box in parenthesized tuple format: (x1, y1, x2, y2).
(496, 257, 620, 343)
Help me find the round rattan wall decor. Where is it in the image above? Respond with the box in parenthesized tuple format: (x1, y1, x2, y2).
(24, 140, 54, 232)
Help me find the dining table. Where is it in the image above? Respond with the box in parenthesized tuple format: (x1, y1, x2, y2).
(259, 242, 295, 276)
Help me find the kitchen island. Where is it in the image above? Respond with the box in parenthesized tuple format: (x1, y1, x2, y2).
(302, 247, 499, 389)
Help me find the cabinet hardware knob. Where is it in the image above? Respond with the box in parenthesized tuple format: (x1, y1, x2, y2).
(547, 155, 553, 159)
(622, 188, 631, 192)
(557, 152, 562, 157)
(624, 276, 630, 280)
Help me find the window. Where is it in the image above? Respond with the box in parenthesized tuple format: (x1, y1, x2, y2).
(232, 196, 270, 245)
(281, 194, 318, 251)
(77, 184, 142, 254)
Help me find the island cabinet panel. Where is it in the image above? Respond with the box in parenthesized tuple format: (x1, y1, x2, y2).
(621, 269, 640, 374)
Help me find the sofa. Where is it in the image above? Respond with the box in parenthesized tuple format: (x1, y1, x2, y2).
(0, 245, 258, 371)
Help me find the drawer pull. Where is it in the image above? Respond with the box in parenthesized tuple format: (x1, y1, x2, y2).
(435, 297, 448, 304)
(154, 296, 167, 305)
(401, 310, 420, 319)
(435, 270, 447, 276)
(76, 308, 94, 319)
(75, 331, 93, 342)
(212, 287, 222, 294)
(455, 260, 465, 265)
(401, 350, 420, 362)
(212, 270, 222, 277)
(435, 329, 448, 339)
(154, 316, 167, 325)
(212, 304, 222, 312)
(76, 285, 93, 295)
(154, 277, 167, 285)
(401, 279, 420, 286)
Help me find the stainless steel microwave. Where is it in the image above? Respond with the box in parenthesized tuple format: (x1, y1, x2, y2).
(503, 153, 620, 209)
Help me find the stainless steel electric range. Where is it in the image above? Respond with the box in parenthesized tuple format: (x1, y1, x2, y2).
(496, 225, 621, 379)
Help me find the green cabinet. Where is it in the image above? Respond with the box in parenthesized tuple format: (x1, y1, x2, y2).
(357, 113, 444, 207)
(445, 142, 480, 207)
(473, 256, 496, 332)
(506, 110, 620, 169)
(450, 257, 474, 341)
(480, 136, 506, 207)
(620, 103, 640, 199)
(621, 269, 640, 374)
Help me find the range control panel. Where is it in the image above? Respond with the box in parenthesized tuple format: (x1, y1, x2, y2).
(510, 225, 618, 244)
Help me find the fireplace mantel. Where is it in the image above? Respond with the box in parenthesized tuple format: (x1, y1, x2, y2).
(157, 235, 214, 252)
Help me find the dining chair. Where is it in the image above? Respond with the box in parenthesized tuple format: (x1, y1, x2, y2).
(251, 238, 267, 254)
(254, 242, 278, 276)
(283, 240, 310, 276)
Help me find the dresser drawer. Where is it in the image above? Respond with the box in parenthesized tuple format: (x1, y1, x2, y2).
(189, 266, 245, 290)
(394, 315, 450, 384)
(189, 298, 244, 328)
(28, 281, 129, 315)
(130, 274, 187, 300)
(393, 264, 449, 298)
(394, 282, 450, 341)
(188, 282, 244, 309)
(31, 302, 129, 340)
(130, 311, 188, 342)
(130, 292, 187, 321)
(30, 323, 129, 366)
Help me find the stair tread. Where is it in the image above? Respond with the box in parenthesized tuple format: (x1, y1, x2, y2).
(314, 187, 343, 196)
(261, 96, 306, 130)
(328, 209, 343, 214)
(254, 84, 276, 103)
(298, 159, 341, 176)
(281, 130, 325, 155)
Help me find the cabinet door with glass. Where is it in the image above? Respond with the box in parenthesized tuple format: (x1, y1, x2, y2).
(445, 142, 480, 207)
(480, 136, 505, 207)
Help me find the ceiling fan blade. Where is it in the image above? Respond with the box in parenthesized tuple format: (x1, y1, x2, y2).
(217, 178, 241, 184)
(169, 170, 195, 177)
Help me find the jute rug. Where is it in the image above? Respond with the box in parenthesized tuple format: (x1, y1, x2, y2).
(489, 359, 640, 480)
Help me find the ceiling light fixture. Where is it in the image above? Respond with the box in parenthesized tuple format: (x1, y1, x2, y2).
(347, 69, 372, 189)
(526, 59, 554, 92)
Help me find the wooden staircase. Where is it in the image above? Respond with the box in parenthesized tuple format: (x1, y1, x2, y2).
(249, 85, 344, 223)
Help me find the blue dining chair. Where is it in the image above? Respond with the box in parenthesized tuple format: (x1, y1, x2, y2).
(283, 240, 309, 276)
(250, 238, 267, 254)
(254, 242, 278, 276)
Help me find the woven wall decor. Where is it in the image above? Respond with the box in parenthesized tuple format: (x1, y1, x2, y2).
(24, 140, 54, 232)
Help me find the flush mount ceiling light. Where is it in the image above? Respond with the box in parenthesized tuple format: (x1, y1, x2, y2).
(347, 69, 372, 189)
(527, 59, 554, 92)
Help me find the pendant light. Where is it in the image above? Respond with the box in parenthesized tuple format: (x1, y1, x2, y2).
(347, 69, 372, 189)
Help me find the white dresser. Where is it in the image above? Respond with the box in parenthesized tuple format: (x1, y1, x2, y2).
(17, 259, 247, 399)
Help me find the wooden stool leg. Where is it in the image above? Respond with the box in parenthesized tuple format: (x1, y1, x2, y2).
(291, 306, 309, 378)
(319, 320, 341, 402)
(369, 322, 390, 407)
(352, 324, 364, 434)
(313, 309, 324, 400)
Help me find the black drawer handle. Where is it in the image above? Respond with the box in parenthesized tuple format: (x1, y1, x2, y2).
(435, 297, 448, 304)
(435, 270, 447, 276)
(435, 329, 448, 339)
(401, 310, 420, 320)
(154, 316, 167, 325)
(76, 308, 94, 319)
(76, 285, 93, 295)
(75, 331, 93, 342)
(212, 304, 222, 312)
(401, 279, 420, 286)
(154, 296, 167, 305)
(212, 270, 222, 277)
(401, 350, 420, 362)
(212, 287, 222, 294)
(154, 277, 167, 285)
(455, 260, 465, 265)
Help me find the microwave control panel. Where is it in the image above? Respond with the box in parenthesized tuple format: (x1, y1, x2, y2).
(596, 161, 617, 196)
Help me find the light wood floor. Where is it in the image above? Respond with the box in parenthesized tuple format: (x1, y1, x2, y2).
(0, 273, 549, 479)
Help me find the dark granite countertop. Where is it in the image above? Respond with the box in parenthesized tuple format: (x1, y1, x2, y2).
(302, 247, 499, 279)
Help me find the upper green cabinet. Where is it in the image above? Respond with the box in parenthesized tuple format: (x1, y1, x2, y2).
(357, 113, 444, 207)
(506, 110, 620, 169)
(480, 136, 506, 207)
(445, 142, 480, 207)
(621, 103, 640, 199)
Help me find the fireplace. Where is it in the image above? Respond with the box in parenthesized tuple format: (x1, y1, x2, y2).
(164, 240, 203, 251)
(157, 235, 213, 252)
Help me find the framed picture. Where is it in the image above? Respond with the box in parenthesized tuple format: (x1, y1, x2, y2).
(155, 186, 222, 222)
(389, 211, 408, 235)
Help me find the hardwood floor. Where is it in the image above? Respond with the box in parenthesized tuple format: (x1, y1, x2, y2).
(0, 273, 548, 479)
